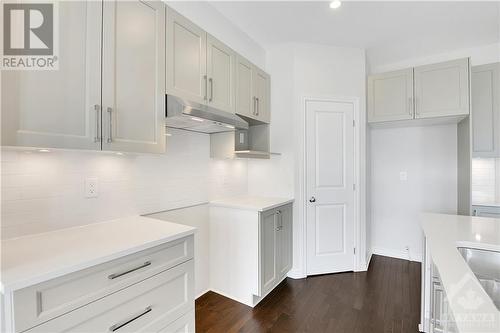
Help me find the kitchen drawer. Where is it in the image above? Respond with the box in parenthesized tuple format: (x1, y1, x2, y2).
(157, 309, 195, 333)
(14, 235, 193, 332)
(25, 260, 194, 333)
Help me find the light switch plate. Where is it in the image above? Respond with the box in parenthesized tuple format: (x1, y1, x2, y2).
(85, 178, 99, 198)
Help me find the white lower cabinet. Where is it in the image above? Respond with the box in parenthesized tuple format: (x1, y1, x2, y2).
(209, 202, 293, 307)
(8, 236, 195, 333)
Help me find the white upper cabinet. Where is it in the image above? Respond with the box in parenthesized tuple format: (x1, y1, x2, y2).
(102, 0, 166, 154)
(1, 1, 102, 150)
(472, 63, 500, 158)
(235, 56, 255, 119)
(368, 69, 414, 123)
(206, 35, 236, 113)
(253, 68, 271, 123)
(235, 55, 270, 124)
(414, 58, 470, 119)
(368, 58, 470, 124)
(166, 7, 207, 104)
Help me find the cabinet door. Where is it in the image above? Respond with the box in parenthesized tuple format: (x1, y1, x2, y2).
(166, 7, 207, 104)
(414, 58, 470, 119)
(1, 1, 102, 150)
(277, 205, 293, 278)
(207, 35, 235, 113)
(235, 56, 254, 119)
(254, 68, 271, 123)
(101, 0, 166, 153)
(472, 63, 500, 157)
(367, 69, 414, 123)
(260, 209, 278, 296)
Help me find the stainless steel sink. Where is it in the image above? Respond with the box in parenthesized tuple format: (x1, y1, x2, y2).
(458, 247, 500, 310)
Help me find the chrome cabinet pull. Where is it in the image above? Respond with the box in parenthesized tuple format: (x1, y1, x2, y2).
(109, 306, 152, 331)
(94, 104, 101, 142)
(414, 97, 419, 117)
(209, 78, 213, 102)
(253, 96, 256, 115)
(204, 75, 208, 100)
(108, 261, 151, 280)
(256, 97, 260, 116)
(408, 97, 413, 116)
(107, 107, 113, 143)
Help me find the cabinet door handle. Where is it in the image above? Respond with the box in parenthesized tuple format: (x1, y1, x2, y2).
(108, 261, 151, 280)
(408, 97, 413, 116)
(256, 97, 260, 116)
(209, 78, 213, 102)
(107, 107, 113, 143)
(204, 75, 208, 101)
(253, 96, 256, 115)
(414, 97, 419, 117)
(309, 196, 316, 203)
(109, 306, 152, 331)
(94, 104, 101, 142)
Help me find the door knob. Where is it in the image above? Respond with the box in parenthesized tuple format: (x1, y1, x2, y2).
(309, 196, 316, 203)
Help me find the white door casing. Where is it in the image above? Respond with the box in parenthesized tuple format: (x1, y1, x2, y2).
(305, 99, 356, 275)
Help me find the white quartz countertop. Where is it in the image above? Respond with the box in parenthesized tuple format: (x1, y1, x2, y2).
(210, 195, 294, 211)
(421, 213, 500, 332)
(1, 216, 195, 293)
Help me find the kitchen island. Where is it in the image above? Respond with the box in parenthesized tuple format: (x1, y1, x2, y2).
(1, 216, 196, 333)
(421, 213, 500, 333)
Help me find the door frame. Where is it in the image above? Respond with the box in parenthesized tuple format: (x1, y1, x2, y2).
(296, 96, 364, 278)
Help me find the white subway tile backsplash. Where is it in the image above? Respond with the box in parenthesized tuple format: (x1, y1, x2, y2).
(471, 158, 500, 204)
(1, 129, 248, 239)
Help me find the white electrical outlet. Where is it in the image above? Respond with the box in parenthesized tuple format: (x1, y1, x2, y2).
(399, 171, 408, 181)
(85, 178, 99, 198)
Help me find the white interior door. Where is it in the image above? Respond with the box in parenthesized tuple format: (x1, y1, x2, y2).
(306, 99, 355, 275)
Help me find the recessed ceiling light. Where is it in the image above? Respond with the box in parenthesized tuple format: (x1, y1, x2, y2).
(330, 0, 341, 9)
(165, 133, 172, 137)
(116, 152, 124, 156)
(224, 125, 235, 129)
(38, 149, 50, 153)
(191, 117, 204, 122)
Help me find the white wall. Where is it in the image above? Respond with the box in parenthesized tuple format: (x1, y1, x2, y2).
(1, 129, 248, 239)
(370, 125, 458, 262)
(247, 43, 367, 277)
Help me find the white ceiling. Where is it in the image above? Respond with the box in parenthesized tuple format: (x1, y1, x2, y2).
(209, 1, 500, 66)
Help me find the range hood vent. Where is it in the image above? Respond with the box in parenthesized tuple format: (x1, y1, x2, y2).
(165, 95, 249, 134)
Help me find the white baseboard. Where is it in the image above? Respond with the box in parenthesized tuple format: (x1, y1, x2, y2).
(287, 268, 306, 279)
(372, 246, 422, 262)
(196, 288, 211, 299)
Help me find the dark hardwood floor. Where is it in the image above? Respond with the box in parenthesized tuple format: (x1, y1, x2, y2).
(195, 255, 421, 333)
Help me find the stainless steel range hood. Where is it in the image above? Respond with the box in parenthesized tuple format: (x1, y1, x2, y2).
(165, 95, 248, 134)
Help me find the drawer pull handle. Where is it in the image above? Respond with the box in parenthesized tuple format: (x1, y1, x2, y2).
(109, 306, 152, 332)
(108, 261, 151, 280)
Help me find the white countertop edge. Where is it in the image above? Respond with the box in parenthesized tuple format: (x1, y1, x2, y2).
(210, 198, 294, 212)
(1, 221, 195, 293)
